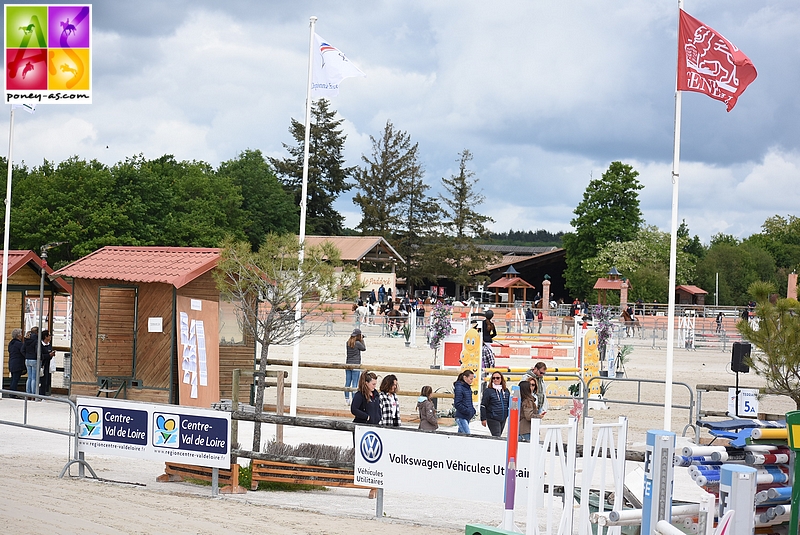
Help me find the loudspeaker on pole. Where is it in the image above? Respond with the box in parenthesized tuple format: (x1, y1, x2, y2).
(731, 342, 751, 373)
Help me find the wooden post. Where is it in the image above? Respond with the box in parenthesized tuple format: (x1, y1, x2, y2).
(231, 368, 240, 457)
(276, 372, 285, 444)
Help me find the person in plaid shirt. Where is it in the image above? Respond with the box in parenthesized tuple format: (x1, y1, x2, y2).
(379, 374, 401, 427)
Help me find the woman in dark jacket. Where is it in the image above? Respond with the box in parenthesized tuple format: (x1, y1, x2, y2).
(481, 371, 510, 437)
(7, 329, 25, 395)
(351, 371, 380, 424)
(453, 370, 476, 434)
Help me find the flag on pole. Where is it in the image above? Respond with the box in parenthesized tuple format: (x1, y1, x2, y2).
(10, 103, 35, 114)
(677, 9, 757, 112)
(311, 33, 365, 99)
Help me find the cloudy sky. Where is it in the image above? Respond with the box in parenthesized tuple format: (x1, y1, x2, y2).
(4, 1, 798, 243)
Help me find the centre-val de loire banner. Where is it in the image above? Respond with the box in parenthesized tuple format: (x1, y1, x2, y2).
(76, 397, 231, 469)
(4, 4, 92, 104)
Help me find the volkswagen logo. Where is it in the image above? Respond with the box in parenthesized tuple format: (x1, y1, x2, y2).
(360, 431, 382, 463)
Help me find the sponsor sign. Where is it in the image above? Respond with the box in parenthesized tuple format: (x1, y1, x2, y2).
(4, 4, 92, 104)
(354, 426, 533, 502)
(77, 397, 230, 468)
(727, 388, 759, 418)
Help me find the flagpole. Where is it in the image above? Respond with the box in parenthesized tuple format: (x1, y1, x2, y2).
(0, 107, 15, 399)
(289, 16, 317, 417)
(664, 0, 684, 431)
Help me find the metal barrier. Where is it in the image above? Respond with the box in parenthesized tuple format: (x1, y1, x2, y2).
(0, 388, 97, 479)
(582, 377, 695, 437)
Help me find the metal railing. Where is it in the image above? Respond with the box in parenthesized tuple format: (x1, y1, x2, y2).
(0, 389, 97, 479)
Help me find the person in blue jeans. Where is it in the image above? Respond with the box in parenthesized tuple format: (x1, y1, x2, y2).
(453, 370, 476, 434)
(344, 329, 365, 405)
(24, 327, 39, 396)
(480, 371, 510, 436)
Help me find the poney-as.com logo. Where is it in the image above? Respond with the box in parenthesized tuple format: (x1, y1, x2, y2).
(78, 406, 102, 440)
(153, 413, 180, 448)
(360, 431, 382, 463)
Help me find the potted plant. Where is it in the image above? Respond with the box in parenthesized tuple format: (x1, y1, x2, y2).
(615, 345, 633, 378)
(402, 324, 411, 347)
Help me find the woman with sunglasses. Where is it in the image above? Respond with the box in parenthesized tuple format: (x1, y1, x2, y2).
(480, 371, 510, 437)
(518, 379, 542, 442)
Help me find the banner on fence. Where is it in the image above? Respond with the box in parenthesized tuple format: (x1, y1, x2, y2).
(76, 397, 230, 468)
(354, 426, 534, 502)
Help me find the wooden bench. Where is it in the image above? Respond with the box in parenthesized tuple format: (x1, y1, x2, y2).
(250, 460, 370, 490)
(157, 462, 247, 494)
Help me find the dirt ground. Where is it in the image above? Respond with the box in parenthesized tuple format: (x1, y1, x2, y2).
(0, 320, 791, 534)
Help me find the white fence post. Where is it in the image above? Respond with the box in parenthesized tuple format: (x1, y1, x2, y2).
(577, 416, 628, 535)
(526, 417, 578, 535)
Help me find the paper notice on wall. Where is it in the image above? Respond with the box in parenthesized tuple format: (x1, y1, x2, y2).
(179, 312, 200, 397)
(196, 320, 208, 386)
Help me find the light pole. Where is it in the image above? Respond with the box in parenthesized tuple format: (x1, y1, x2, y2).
(35, 242, 65, 396)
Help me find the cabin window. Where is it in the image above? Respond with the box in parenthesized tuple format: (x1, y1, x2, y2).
(219, 299, 245, 345)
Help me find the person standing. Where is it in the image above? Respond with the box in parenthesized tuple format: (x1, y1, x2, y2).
(537, 310, 544, 333)
(518, 379, 541, 442)
(23, 327, 39, 397)
(523, 362, 548, 416)
(481, 371, 510, 437)
(369, 289, 377, 306)
(387, 287, 393, 304)
(7, 329, 25, 396)
(344, 329, 365, 405)
(525, 307, 534, 333)
(482, 309, 497, 370)
(715, 312, 723, 333)
(453, 370, 476, 434)
(417, 386, 438, 431)
(378, 284, 386, 304)
(378, 374, 401, 427)
(504, 308, 514, 333)
(351, 371, 380, 424)
(39, 330, 55, 396)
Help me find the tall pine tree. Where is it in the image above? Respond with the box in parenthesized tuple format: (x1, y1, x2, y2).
(270, 99, 354, 236)
(434, 149, 498, 298)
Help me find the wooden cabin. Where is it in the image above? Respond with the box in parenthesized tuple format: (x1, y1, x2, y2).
(1, 250, 72, 390)
(53, 246, 254, 407)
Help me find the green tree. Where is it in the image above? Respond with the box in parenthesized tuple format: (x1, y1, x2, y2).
(582, 225, 696, 302)
(695, 242, 776, 306)
(678, 219, 705, 260)
(217, 149, 298, 249)
(352, 120, 441, 290)
(745, 215, 800, 272)
(270, 99, 354, 236)
(215, 235, 358, 451)
(434, 150, 498, 297)
(352, 120, 408, 237)
(563, 161, 644, 299)
(738, 281, 800, 409)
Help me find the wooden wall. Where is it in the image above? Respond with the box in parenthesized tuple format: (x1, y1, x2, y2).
(70, 278, 173, 401)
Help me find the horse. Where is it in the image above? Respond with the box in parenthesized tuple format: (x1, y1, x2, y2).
(621, 310, 641, 338)
(60, 63, 78, 76)
(561, 315, 576, 334)
(19, 24, 35, 35)
(355, 304, 375, 325)
(60, 19, 77, 36)
(385, 308, 408, 333)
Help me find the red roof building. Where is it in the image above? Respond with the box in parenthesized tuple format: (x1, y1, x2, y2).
(53, 246, 251, 406)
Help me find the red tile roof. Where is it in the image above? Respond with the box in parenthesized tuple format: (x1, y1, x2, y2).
(676, 284, 707, 295)
(487, 276, 536, 289)
(593, 279, 630, 290)
(1, 250, 71, 293)
(53, 246, 220, 289)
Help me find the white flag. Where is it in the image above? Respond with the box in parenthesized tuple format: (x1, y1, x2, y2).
(311, 33, 365, 99)
(10, 103, 35, 114)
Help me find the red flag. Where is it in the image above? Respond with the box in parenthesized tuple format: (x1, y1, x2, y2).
(677, 9, 757, 112)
